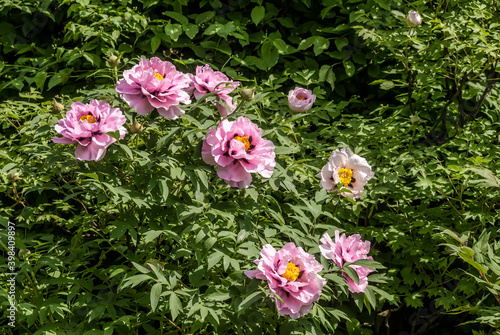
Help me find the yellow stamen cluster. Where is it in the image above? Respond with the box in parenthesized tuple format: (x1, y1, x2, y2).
(79, 115, 97, 123)
(297, 96, 306, 100)
(281, 262, 300, 282)
(234, 136, 250, 151)
(338, 168, 353, 185)
(154, 72, 164, 81)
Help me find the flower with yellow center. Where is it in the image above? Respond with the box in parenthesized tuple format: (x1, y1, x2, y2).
(80, 115, 97, 123)
(234, 135, 250, 151)
(338, 168, 353, 185)
(281, 262, 300, 282)
(154, 72, 164, 81)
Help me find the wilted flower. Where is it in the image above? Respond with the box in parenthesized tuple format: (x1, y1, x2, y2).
(52, 98, 64, 112)
(52, 100, 127, 161)
(115, 57, 192, 119)
(320, 231, 374, 293)
(245, 242, 326, 319)
(202, 116, 275, 188)
(318, 147, 374, 200)
(189, 64, 240, 116)
(288, 87, 316, 113)
(8, 173, 20, 182)
(130, 118, 144, 133)
(406, 11, 422, 27)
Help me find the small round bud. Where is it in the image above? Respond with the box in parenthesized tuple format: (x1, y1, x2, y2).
(8, 173, 20, 181)
(52, 99, 65, 112)
(411, 114, 421, 125)
(130, 118, 144, 133)
(19, 249, 31, 257)
(240, 88, 255, 101)
(108, 54, 120, 67)
(406, 11, 422, 28)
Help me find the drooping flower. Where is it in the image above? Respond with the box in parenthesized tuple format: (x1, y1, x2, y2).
(406, 11, 422, 27)
(201, 116, 275, 188)
(245, 243, 326, 319)
(52, 100, 127, 161)
(189, 64, 240, 116)
(320, 231, 374, 293)
(287, 87, 316, 113)
(115, 57, 192, 119)
(318, 147, 374, 200)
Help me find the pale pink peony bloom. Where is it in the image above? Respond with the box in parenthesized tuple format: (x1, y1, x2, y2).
(115, 57, 192, 119)
(52, 100, 127, 161)
(318, 147, 374, 200)
(189, 64, 239, 116)
(320, 231, 374, 293)
(202, 116, 275, 188)
(288, 87, 316, 113)
(245, 242, 326, 319)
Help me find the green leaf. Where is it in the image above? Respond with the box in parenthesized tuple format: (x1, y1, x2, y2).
(238, 291, 264, 315)
(165, 23, 183, 42)
(34, 72, 48, 91)
(151, 35, 161, 53)
(335, 37, 349, 51)
(163, 11, 189, 25)
(380, 81, 395, 90)
(169, 293, 183, 321)
(343, 60, 355, 77)
(251, 6, 265, 26)
(150, 283, 162, 312)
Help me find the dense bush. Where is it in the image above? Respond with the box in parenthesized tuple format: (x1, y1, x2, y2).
(1, 0, 499, 334)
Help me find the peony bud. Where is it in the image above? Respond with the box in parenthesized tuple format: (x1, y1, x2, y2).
(240, 88, 255, 101)
(52, 99, 65, 112)
(411, 114, 421, 125)
(287, 87, 316, 113)
(406, 11, 422, 28)
(130, 118, 144, 133)
(108, 54, 120, 67)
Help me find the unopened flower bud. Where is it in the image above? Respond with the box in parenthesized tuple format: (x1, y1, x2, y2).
(19, 249, 31, 257)
(240, 88, 255, 101)
(411, 114, 421, 125)
(130, 118, 144, 133)
(8, 173, 20, 181)
(406, 11, 422, 28)
(53, 99, 65, 112)
(108, 54, 120, 67)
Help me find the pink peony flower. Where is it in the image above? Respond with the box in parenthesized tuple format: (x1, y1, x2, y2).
(319, 231, 374, 293)
(115, 57, 192, 120)
(189, 64, 239, 116)
(52, 100, 127, 161)
(318, 147, 374, 200)
(245, 242, 326, 319)
(201, 116, 275, 188)
(288, 87, 316, 113)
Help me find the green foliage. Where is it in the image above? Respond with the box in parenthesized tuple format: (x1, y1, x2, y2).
(1, 0, 500, 334)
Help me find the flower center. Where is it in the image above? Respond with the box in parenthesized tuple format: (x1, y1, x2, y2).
(281, 262, 300, 282)
(79, 114, 97, 123)
(297, 96, 306, 101)
(338, 168, 353, 185)
(154, 72, 164, 81)
(234, 136, 250, 151)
